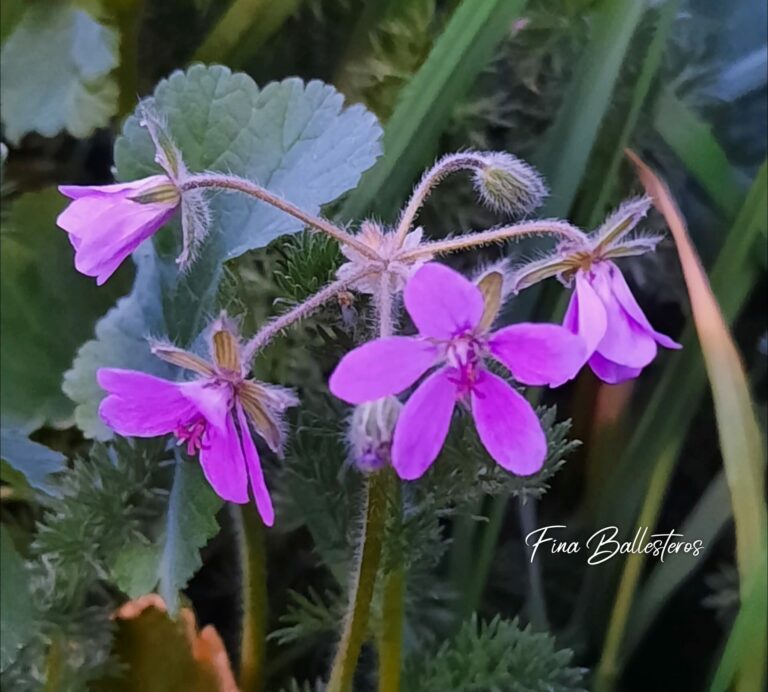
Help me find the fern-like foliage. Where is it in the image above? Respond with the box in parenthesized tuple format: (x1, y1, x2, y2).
(404, 614, 587, 692)
(0, 439, 170, 690)
(273, 231, 343, 305)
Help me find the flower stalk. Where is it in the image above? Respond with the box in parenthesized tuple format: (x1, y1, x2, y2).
(236, 503, 268, 692)
(243, 268, 373, 361)
(377, 477, 405, 692)
(181, 173, 377, 257)
(327, 470, 389, 692)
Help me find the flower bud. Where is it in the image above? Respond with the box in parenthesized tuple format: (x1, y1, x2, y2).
(347, 397, 402, 473)
(472, 152, 547, 216)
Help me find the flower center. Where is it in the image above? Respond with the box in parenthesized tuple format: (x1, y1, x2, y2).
(445, 331, 486, 396)
(174, 415, 209, 455)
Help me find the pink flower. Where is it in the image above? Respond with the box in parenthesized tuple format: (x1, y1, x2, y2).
(97, 316, 298, 525)
(563, 261, 681, 384)
(57, 175, 180, 285)
(329, 263, 586, 480)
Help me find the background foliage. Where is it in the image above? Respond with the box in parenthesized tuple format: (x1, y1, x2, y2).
(1, 0, 766, 690)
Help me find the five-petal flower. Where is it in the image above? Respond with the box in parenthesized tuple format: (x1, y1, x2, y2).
(97, 315, 298, 525)
(329, 263, 586, 479)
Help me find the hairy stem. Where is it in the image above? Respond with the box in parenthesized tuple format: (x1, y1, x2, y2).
(182, 174, 376, 257)
(394, 152, 497, 245)
(244, 270, 372, 360)
(400, 220, 588, 260)
(327, 472, 389, 692)
(376, 273, 395, 338)
(235, 503, 268, 692)
(378, 475, 404, 692)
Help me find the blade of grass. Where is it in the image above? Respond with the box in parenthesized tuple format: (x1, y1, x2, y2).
(339, 0, 527, 221)
(194, 0, 304, 65)
(594, 153, 767, 690)
(534, 0, 646, 217)
(654, 91, 750, 218)
(624, 470, 730, 656)
(569, 157, 766, 656)
(584, 0, 679, 227)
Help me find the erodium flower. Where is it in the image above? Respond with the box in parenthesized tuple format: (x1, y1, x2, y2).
(512, 196, 681, 384)
(329, 263, 585, 479)
(97, 314, 298, 525)
(57, 105, 209, 284)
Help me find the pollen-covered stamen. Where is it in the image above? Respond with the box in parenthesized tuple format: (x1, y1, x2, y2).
(174, 415, 209, 455)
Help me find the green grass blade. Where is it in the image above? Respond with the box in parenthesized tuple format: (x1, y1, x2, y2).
(654, 91, 750, 218)
(585, 0, 679, 227)
(594, 155, 767, 689)
(572, 159, 767, 657)
(534, 0, 646, 217)
(624, 471, 729, 655)
(340, 0, 527, 222)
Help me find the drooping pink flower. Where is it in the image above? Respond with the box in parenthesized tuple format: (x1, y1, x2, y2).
(97, 315, 298, 525)
(58, 175, 180, 285)
(563, 260, 681, 384)
(511, 197, 682, 384)
(329, 263, 586, 480)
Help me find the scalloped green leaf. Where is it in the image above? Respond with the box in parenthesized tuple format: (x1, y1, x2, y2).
(65, 65, 382, 436)
(0, 3, 118, 143)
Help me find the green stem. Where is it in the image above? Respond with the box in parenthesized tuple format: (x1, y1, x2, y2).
(378, 476, 404, 692)
(518, 499, 548, 629)
(593, 446, 676, 692)
(237, 503, 268, 692)
(327, 472, 389, 692)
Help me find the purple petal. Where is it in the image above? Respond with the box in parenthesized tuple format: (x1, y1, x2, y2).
(563, 272, 608, 356)
(470, 370, 546, 475)
(97, 368, 197, 436)
(179, 380, 233, 431)
(392, 368, 457, 480)
(329, 337, 438, 404)
(199, 412, 249, 504)
(58, 178, 161, 200)
(605, 262, 682, 350)
(588, 351, 643, 384)
(404, 263, 484, 338)
(489, 323, 586, 387)
(589, 264, 657, 367)
(236, 402, 274, 526)
(57, 181, 177, 284)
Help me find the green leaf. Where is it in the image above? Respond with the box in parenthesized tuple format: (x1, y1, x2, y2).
(405, 615, 587, 692)
(112, 460, 222, 614)
(534, 0, 646, 218)
(0, 2, 118, 144)
(0, 189, 130, 429)
(65, 66, 382, 437)
(340, 0, 527, 221)
(631, 153, 767, 691)
(0, 427, 66, 495)
(576, 161, 767, 659)
(653, 91, 749, 218)
(62, 247, 172, 440)
(0, 526, 36, 672)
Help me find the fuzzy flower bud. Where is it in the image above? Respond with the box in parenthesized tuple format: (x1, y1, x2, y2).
(347, 397, 402, 473)
(472, 152, 548, 216)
